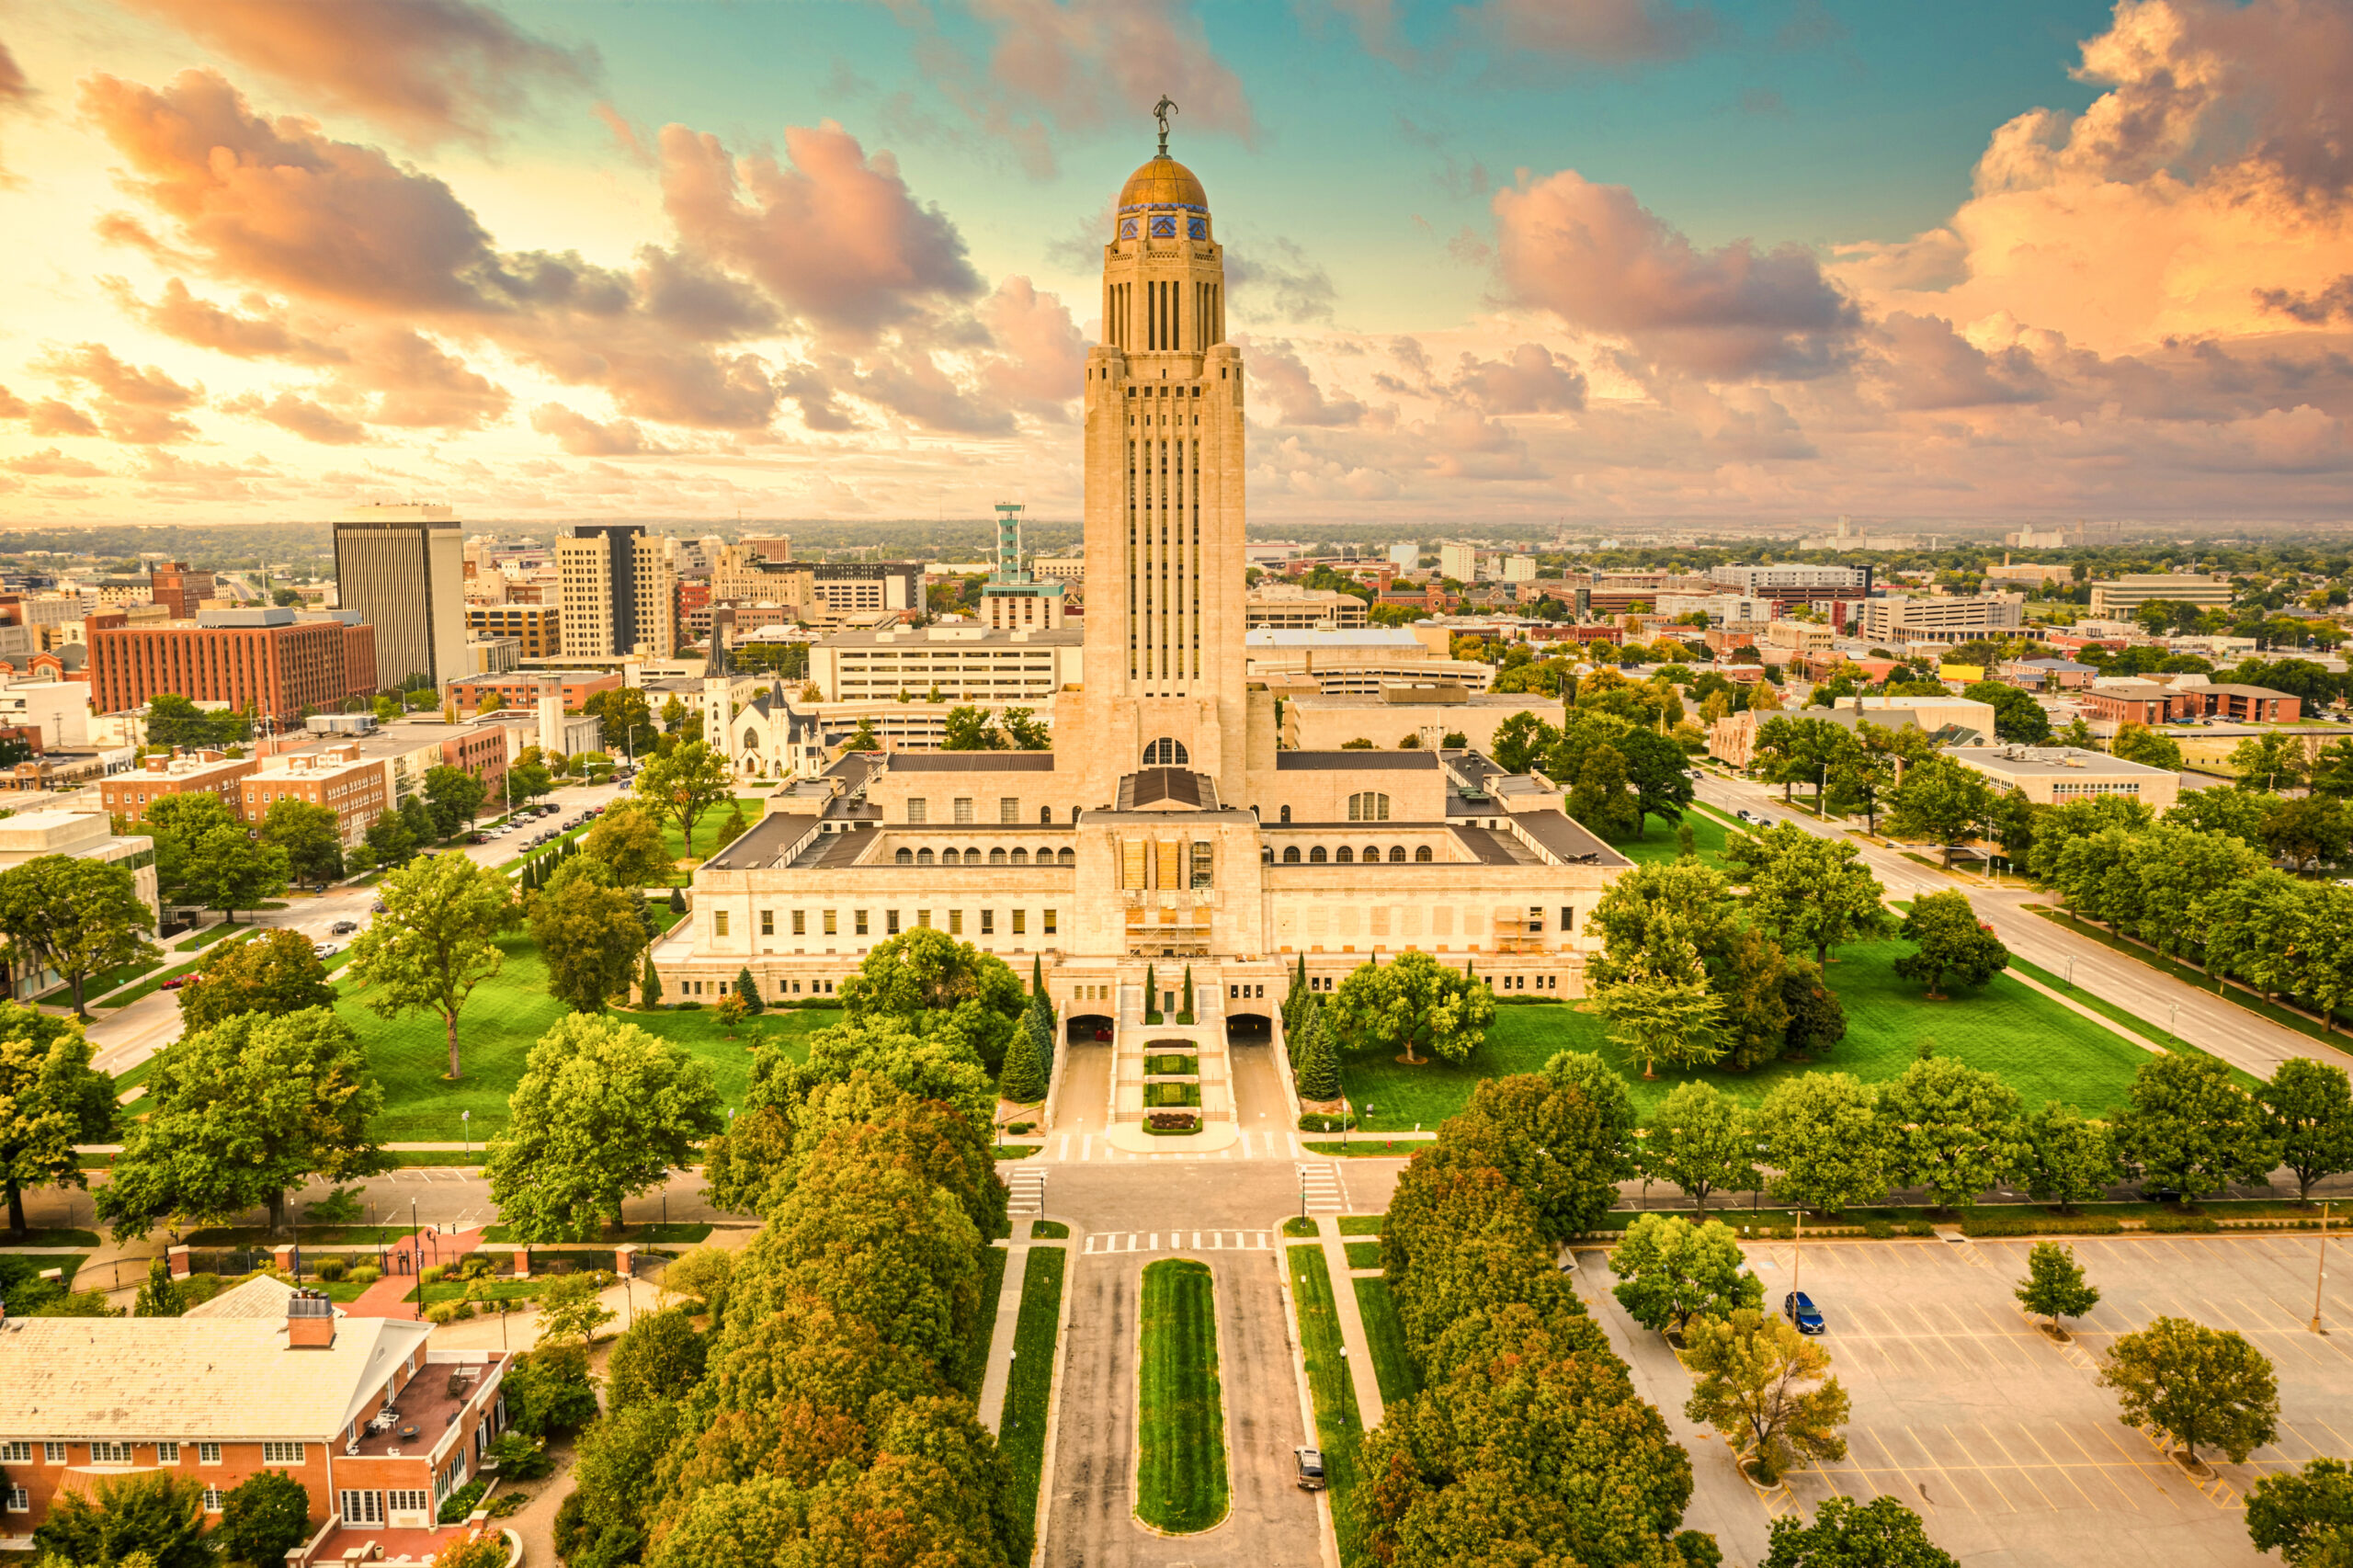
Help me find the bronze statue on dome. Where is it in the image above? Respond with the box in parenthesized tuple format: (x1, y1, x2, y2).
(1153, 94, 1177, 154)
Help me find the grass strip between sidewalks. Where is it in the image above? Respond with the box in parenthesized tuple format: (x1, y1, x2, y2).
(954, 1247, 1011, 1403)
(1136, 1257, 1229, 1535)
(1352, 1277, 1421, 1407)
(1001, 1245, 1064, 1540)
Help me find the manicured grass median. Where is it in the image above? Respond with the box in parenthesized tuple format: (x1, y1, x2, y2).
(341, 932, 827, 1141)
(1136, 1257, 1229, 1535)
(1336, 1216, 1384, 1236)
(1001, 1245, 1065, 1539)
(1353, 1277, 1420, 1405)
(1337, 937, 2152, 1130)
(1342, 1241, 1381, 1270)
(954, 1246, 1012, 1402)
(1287, 1244, 1367, 1566)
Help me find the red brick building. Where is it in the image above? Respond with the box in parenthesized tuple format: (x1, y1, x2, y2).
(98, 749, 257, 821)
(449, 671, 620, 712)
(2184, 683, 2302, 723)
(0, 1279, 508, 1552)
(89, 612, 376, 723)
(239, 742, 392, 846)
(147, 562, 218, 620)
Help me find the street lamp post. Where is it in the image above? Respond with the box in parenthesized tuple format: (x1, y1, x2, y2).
(2314, 1201, 2333, 1335)
(1338, 1343, 1351, 1427)
(410, 1199, 421, 1322)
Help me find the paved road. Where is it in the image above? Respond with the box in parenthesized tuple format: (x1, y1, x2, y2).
(1693, 774, 2353, 1081)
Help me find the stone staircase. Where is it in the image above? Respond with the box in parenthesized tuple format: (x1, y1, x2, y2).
(1110, 973, 1234, 1130)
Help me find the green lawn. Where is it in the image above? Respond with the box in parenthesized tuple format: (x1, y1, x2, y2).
(339, 932, 831, 1141)
(1145, 1083, 1201, 1108)
(1617, 810, 1733, 869)
(1287, 1244, 1368, 1566)
(653, 797, 769, 880)
(407, 1277, 547, 1305)
(1136, 1257, 1229, 1535)
(1343, 1241, 1381, 1270)
(175, 922, 245, 953)
(0, 1228, 100, 1248)
(1336, 1216, 1384, 1236)
(1030, 1221, 1069, 1240)
(1002, 1246, 1065, 1539)
(1145, 1054, 1199, 1075)
(954, 1246, 1011, 1402)
(481, 1222, 711, 1245)
(1353, 1278, 1421, 1405)
(2006, 953, 2261, 1092)
(1336, 937, 2153, 1129)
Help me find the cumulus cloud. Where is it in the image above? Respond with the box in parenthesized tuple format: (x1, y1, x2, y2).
(1448, 343, 1587, 413)
(1225, 238, 1338, 324)
(112, 0, 598, 144)
(1494, 169, 1859, 378)
(530, 403, 661, 456)
(221, 391, 368, 444)
(1250, 342, 1367, 426)
(978, 277, 1086, 419)
(27, 401, 99, 438)
(0, 39, 31, 186)
(1867, 312, 2050, 411)
(0, 384, 28, 419)
(1469, 0, 1716, 64)
(2257, 275, 2353, 325)
(31, 343, 204, 444)
(117, 278, 348, 363)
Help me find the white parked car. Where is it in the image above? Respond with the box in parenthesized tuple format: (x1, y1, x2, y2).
(313, 942, 340, 959)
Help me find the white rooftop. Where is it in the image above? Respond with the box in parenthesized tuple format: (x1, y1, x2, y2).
(1245, 628, 1425, 648)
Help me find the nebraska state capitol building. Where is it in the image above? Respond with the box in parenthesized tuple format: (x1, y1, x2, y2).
(657, 134, 1629, 1103)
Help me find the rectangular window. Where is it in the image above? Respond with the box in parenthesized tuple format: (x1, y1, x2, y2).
(1121, 840, 1146, 891)
(0, 1442, 28, 1464)
(1011, 909, 1025, 936)
(198, 1443, 222, 1465)
(203, 1489, 224, 1514)
(340, 1490, 385, 1526)
(44, 1443, 67, 1464)
(999, 798, 1019, 824)
(856, 910, 870, 936)
(1042, 909, 1058, 936)
(155, 1442, 179, 1463)
(1529, 906, 1545, 933)
(886, 910, 901, 936)
(760, 910, 775, 937)
(823, 910, 837, 936)
(1562, 905, 1574, 933)
(263, 1442, 306, 1464)
(5, 1486, 28, 1513)
(389, 1490, 429, 1517)
(1190, 841, 1214, 890)
(916, 909, 931, 929)
(791, 911, 806, 936)
(714, 911, 732, 939)
(980, 910, 994, 936)
(953, 797, 974, 824)
(906, 798, 928, 824)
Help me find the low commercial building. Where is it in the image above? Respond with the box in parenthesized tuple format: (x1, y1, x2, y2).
(239, 742, 393, 846)
(1243, 627, 1490, 694)
(1998, 657, 2096, 690)
(1949, 743, 2180, 810)
(1759, 621, 1834, 660)
(2179, 683, 2302, 723)
(1279, 688, 1555, 753)
(99, 749, 257, 822)
(812, 625, 1082, 705)
(1245, 584, 1369, 630)
(464, 605, 560, 658)
(1851, 592, 2025, 645)
(2087, 574, 2234, 619)
(2077, 679, 2183, 726)
(0, 676, 89, 748)
(449, 670, 620, 713)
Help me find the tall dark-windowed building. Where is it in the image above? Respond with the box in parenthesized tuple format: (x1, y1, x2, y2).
(333, 505, 464, 689)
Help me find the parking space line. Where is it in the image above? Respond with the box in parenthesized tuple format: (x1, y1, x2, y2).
(1972, 1423, 2059, 1512)
(2011, 1422, 2107, 1512)
(1899, 1425, 1978, 1515)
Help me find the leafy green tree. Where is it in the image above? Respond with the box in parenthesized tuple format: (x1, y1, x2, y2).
(1000, 707, 1051, 749)
(144, 692, 244, 749)
(1490, 710, 1562, 774)
(2232, 730, 2311, 793)
(423, 764, 489, 840)
(1877, 1055, 2027, 1213)
(2166, 784, 2279, 844)
(1885, 756, 2000, 868)
(1327, 949, 1495, 1067)
(486, 1013, 724, 1242)
(217, 1470, 313, 1567)
(1642, 1080, 1757, 1211)
(1725, 824, 1893, 966)
(635, 739, 734, 857)
(2022, 1101, 2120, 1212)
(1682, 1307, 1850, 1484)
(2265, 796, 2353, 868)
(2203, 867, 2312, 1002)
(97, 1008, 386, 1238)
(1762, 1496, 1958, 1568)
(2015, 1241, 2100, 1332)
(1962, 680, 2052, 743)
(1568, 742, 1643, 840)
(2248, 1458, 2353, 1568)
(0, 1006, 114, 1240)
(526, 858, 648, 1015)
(362, 806, 417, 871)
(133, 1255, 187, 1317)
(397, 791, 435, 851)
(31, 1470, 211, 1568)
(1752, 714, 1850, 806)
(2111, 722, 2185, 771)
(506, 758, 555, 806)
(638, 953, 663, 1008)
(1780, 962, 1847, 1059)
(1609, 1214, 1762, 1335)
(499, 1344, 602, 1436)
(838, 926, 1027, 1075)
(534, 1271, 619, 1347)
(1760, 1072, 1889, 1215)
(581, 800, 675, 887)
(2114, 1051, 2280, 1199)
(2029, 793, 2156, 883)
(345, 850, 515, 1079)
(771, 1015, 998, 1133)
(940, 704, 1007, 750)
(1591, 924, 1722, 1079)
(2099, 1315, 2279, 1465)
(2312, 739, 2353, 801)
(1893, 890, 2008, 997)
(605, 1304, 709, 1410)
(259, 797, 345, 888)
(2259, 1058, 2353, 1204)
(176, 928, 336, 1029)
(0, 855, 157, 1017)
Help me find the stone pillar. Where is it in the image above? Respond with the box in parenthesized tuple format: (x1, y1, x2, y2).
(166, 1244, 191, 1279)
(273, 1244, 297, 1273)
(613, 1244, 638, 1279)
(511, 1246, 530, 1281)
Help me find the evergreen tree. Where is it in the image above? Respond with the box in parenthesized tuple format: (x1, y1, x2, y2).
(639, 955, 663, 1009)
(1177, 964, 1196, 1023)
(667, 885, 686, 915)
(734, 966, 765, 1015)
(1287, 991, 1313, 1067)
(1031, 953, 1045, 997)
(1295, 1006, 1341, 1101)
(1143, 961, 1161, 1023)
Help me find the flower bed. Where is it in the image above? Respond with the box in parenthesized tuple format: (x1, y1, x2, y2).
(1145, 1110, 1199, 1134)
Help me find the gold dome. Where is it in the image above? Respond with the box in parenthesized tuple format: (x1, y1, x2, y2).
(1118, 154, 1208, 210)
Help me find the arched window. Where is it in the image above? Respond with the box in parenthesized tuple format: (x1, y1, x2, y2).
(1309, 846, 1328, 863)
(1335, 846, 1354, 863)
(941, 847, 961, 866)
(1142, 737, 1189, 767)
(895, 847, 914, 865)
(1362, 846, 1380, 862)
(743, 728, 760, 750)
(1279, 804, 1292, 824)
(1040, 806, 1052, 824)
(1058, 846, 1075, 865)
(964, 846, 981, 863)
(1283, 846, 1301, 863)
(1347, 792, 1391, 822)
(1010, 847, 1029, 865)
(989, 846, 1008, 865)
(1415, 845, 1434, 862)
(1262, 846, 1273, 862)
(916, 847, 935, 866)
(1389, 846, 1407, 862)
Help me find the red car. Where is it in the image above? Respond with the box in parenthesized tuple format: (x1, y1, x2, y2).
(160, 974, 195, 990)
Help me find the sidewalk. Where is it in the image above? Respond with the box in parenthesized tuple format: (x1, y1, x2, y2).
(1315, 1229, 1384, 1429)
(343, 1226, 486, 1320)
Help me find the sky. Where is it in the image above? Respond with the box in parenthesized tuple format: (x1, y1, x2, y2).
(0, 0, 2348, 528)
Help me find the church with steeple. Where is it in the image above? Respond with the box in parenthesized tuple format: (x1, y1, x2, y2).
(661, 121, 1629, 1141)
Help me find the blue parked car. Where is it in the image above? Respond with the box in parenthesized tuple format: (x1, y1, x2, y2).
(1784, 1290, 1825, 1335)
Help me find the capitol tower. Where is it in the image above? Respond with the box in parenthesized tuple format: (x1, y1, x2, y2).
(1074, 119, 1250, 807)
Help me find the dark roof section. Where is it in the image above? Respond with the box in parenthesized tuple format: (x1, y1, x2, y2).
(1449, 825, 1529, 865)
(1118, 768, 1218, 811)
(701, 812, 819, 871)
(790, 829, 871, 869)
(1513, 810, 1632, 869)
(824, 752, 881, 792)
(888, 752, 1056, 771)
(1275, 751, 1441, 771)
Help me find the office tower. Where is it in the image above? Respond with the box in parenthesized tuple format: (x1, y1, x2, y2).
(334, 504, 465, 688)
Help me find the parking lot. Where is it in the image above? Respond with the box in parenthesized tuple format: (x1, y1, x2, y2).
(1582, 1233, 2353, 1567)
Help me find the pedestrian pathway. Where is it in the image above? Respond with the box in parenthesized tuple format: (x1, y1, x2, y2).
(1006, 1167, 1047, 1222)
(342, 1226, 485, 1319)
(1315, 1228, 1384, 1429)
(976, 1239, 1031, 1432)
(1296, 1161, 1346, 1214)
(1078, 1228, 1274, 1255)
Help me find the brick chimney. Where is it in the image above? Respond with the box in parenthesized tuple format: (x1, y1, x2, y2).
(287, 1287, 335, 1348)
